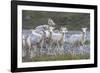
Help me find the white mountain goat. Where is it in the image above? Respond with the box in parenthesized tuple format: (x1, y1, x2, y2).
(48, 27, 67, 55)
(25, 29, 45, 58)
(67, 28, 87, 55)
(35, 25, 50, 54)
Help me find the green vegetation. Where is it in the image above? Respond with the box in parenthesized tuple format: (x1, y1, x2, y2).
(85, 40, 90, 45)
(22, 53, 90, 62)
(22, 10, 90, 30)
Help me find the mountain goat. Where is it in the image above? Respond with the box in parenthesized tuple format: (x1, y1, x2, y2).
(24, 29, 45, 58)
(48, 27, 67, 55)
(67, 28, 87, 55)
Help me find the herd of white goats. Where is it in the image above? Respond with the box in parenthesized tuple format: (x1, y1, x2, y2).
(22, 19, 88, 58)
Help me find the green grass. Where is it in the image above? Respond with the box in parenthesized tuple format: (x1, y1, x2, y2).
(22, 53, 90, 62)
